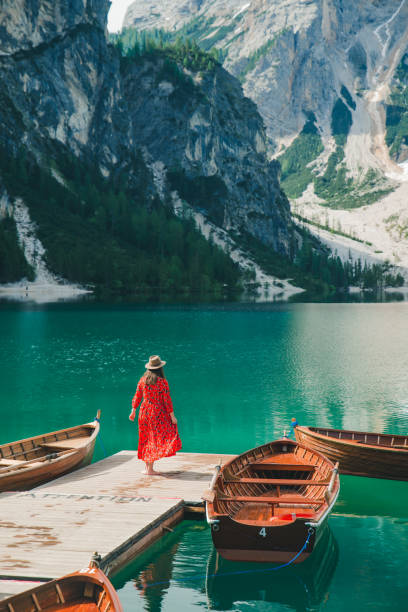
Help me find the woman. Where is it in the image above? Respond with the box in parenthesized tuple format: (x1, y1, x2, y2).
(129, 355, 181, 475)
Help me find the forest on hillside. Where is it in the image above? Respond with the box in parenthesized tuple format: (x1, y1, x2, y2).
(0, 147, 241, 297)
(0, 35, 404, 299)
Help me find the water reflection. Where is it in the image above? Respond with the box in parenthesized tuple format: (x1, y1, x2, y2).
(133, 540, 180, 612)
(206, 523, 338, 611)
(334, 474, 408, 519)
(286, 304, 408, 437)
(113, 522, 338, 612)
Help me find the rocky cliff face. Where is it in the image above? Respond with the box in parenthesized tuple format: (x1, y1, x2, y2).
(121, 55, 291, 251)
(124, 0, 408, 272)
(0, 0, 293, 271)
(124, 1, 408, 168)
(1, 1, 130, 176)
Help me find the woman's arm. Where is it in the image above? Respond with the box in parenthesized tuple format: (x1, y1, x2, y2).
(162, 380, 177, 424)
(129, 380, 143, 421)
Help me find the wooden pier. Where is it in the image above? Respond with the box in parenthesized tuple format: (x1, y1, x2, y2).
(0, 451, 233, 600)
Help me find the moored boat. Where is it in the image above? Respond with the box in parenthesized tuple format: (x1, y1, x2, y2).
(204, 438, 339, 563)
(0, 414, 100, 491)
(0, 556, 123, 611)
(295, 425, 408, 481)
(206, 523, 339, 610)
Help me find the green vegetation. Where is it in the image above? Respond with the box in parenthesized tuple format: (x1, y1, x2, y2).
(310, 98, 362, 208)
(177, 15, 216, 40)
(236, 226, 403, 298)
(110, 9, 255, 70)
(238, 38, 279, 82)
(314, 145, 348, 200)
(331, 98, 352, 146)
(1, 144, 398, 298)
(200, 24, 237, 50)
(295, 239, 404, 290)
(0, 214, 34, 283)
(386, 53, 408, 159)
(278, 114, 324, 198)
(111, 27, 173, 55)
(111, 28, 226, 72)
(292, 213, 372, 246)
(0, 147, 241, 297)
(111, 29, 220, 76)
(385, 212, 408, 241)
(111, 23, 285, 85)
(160, 11, 245, 54)
(314, 154, 393, 209)
(167, 171, 227, 226)
(173, 15, 218, 49)
(279, 102, 392, 209)
(231, 228, 330, 296)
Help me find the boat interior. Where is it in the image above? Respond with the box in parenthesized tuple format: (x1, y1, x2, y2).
(212, 440, 337, 526)
(309, 427, 408, 449)
(0, 425, 96, 471)
(0, 575, 113, 612)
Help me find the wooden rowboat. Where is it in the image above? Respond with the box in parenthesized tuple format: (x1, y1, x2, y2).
(0, 415, 100, 492)
(206, 523, 339, 610)
(295, 425, 408, 481)
(204, 438, 339, 563)
(0, 557, 123, 611)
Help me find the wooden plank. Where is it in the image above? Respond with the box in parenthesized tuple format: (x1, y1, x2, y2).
(250, 462, 315, 471)
(0, 451, 233, 590)
(39, 439, 86, 449)
(224, 478, 330, 485)
(218, 494, 324, 504)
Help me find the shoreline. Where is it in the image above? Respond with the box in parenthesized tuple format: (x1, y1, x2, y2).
(0, 282, 92, 304)
(0, 283, 407, 306)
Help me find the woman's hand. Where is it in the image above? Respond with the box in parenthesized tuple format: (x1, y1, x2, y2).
(170, 413, 177, 425)
(129, 409, 136, 422)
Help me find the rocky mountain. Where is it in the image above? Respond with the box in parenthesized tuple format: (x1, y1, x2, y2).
(0, 0, 294, 296)
(124, 0, 408, 274)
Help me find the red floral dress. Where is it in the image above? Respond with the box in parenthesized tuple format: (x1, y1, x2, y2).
(132, 376, 182, 462)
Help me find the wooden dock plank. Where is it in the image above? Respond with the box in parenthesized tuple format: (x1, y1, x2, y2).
(34, 451, 231, 503)
(0, 451, 234, 597)
(0, 494, 181, 576)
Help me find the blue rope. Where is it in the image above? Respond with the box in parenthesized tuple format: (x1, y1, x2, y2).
(94, 416, 108, 458)
(140, 529, 313, 590)
(96, 435, 108, 458)
(287, 418, 298, 439)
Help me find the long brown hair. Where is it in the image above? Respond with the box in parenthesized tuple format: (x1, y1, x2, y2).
(144, 367, 166, 385)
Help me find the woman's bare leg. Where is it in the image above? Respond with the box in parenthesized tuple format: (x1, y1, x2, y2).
(142, 461, 161, 475)
(146, 461, 161, 475)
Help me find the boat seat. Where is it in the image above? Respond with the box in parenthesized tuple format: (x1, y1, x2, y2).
(40, 438, 86, 450)
(218, 494, 324, 504)
(250, 462, 316, 472)
(224, 478, 329, 486)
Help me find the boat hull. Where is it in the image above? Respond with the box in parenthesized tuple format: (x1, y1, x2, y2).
(211, 514, 320, 563)
(0, 421, 99, 492)
(206, 438, 339, 563)
(206, 523, 339, 610)
(295, 427, 408, 481)
(0, 565, 123, 611)
(0, 440, 96, 491)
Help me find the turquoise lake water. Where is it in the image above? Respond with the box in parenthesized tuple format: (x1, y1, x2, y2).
(0, 301, 407, 611)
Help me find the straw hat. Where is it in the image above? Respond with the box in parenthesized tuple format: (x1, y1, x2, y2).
(145, 355, 166, 370)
